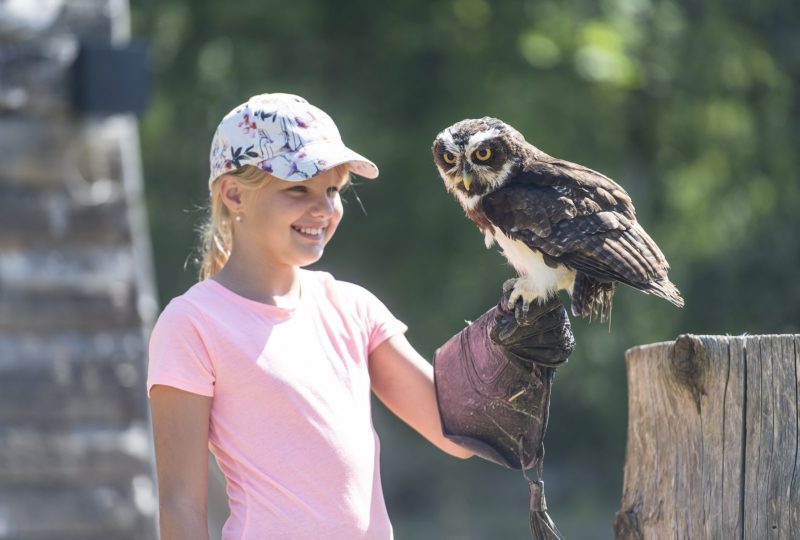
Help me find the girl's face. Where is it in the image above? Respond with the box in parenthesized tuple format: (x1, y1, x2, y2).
(236, 168, 349, 269)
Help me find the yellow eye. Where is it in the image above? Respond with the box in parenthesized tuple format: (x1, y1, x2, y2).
(443, 152, 457, 165)
(474, 147, 492, 161)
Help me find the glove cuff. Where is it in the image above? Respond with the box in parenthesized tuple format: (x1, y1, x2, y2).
(433, 304, 555, 470)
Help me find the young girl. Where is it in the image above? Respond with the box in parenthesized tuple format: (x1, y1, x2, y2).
(147, 93, 473, 539)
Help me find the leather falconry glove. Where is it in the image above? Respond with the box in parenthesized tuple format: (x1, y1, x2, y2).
(433, 292, 574, 540)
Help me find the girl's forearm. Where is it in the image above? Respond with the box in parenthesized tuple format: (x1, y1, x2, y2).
(158, 501, 210, 540)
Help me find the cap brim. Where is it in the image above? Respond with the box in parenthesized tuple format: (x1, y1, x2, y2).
(268, 142, 379, 181)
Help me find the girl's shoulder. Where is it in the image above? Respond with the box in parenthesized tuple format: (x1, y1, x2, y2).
(301, 269, 377, 304)
(301, 270, 406, 343)
(153, 280, 230, 330)
(301, 270, 394, 323)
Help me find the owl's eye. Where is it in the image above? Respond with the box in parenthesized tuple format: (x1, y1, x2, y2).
(474, 147, 492, 162)
(442, 152, 457, 165)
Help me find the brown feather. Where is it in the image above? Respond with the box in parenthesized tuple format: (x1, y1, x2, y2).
(431, 118, 683, 319)
(481, 145, 684, 316)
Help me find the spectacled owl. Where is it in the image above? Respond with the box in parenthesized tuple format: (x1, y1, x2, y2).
(432, 117, 684, 321)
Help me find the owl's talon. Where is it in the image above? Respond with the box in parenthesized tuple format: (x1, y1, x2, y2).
(507, 287, 522, 310)
(502, 278, 517, 295)
(505, 277, 541, 314)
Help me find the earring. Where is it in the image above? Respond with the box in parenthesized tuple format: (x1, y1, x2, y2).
(235, 215, 242, 222)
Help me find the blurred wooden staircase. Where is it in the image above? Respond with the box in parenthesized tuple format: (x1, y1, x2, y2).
(0, 1, 157, 538)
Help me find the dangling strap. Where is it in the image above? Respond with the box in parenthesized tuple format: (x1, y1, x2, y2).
(519, 440, 564, 540)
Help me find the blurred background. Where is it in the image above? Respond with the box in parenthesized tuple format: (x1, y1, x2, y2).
(132, 0, 799, 538)
(1, 0, 797, 538)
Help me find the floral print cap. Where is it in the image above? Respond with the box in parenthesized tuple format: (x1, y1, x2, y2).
(209, 93, 379, 188)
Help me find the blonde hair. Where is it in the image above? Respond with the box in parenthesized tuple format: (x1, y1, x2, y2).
(197, 164, 351, 280)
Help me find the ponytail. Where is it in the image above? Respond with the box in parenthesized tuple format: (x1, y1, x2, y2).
(197, 166, 270, 280)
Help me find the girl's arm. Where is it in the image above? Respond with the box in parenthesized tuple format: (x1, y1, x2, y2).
(150, 384, 213, 540)
(368, 334, 473, 459)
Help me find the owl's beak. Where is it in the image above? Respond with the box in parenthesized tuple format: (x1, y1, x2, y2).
(461, 174, 473, 191)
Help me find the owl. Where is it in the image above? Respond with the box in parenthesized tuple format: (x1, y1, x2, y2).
(432, 117, 683, 321)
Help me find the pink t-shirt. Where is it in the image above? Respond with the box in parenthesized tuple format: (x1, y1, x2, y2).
(147, 270, 407, 539)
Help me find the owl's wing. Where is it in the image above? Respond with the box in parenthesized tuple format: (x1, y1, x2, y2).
(481, 160, 673, 291)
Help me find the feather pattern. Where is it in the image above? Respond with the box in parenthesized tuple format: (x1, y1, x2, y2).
(432, 117, 684, 321)
(482, 159, 684, 318)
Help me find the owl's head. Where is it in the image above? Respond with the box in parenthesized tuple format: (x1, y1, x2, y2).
(432, 117, 526, 208)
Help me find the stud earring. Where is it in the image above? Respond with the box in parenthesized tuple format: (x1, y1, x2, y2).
(235, 215, 242, 222)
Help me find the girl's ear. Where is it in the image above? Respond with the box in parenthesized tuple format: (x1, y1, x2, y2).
(218, 175, 244, 214)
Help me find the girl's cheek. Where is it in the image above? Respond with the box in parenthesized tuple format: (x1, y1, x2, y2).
(326, 204, 344, 241)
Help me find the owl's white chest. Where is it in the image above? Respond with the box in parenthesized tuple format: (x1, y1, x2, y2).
(490, 230, 576, 300)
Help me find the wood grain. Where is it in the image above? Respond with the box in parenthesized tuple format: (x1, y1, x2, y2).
(615, 335, 800, 539)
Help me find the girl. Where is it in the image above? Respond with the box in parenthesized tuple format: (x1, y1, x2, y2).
(147, 93, 473, 539)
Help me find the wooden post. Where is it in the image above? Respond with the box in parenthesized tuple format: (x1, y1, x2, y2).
(0, 1, 158, 538)
(614, 334, 800, 539)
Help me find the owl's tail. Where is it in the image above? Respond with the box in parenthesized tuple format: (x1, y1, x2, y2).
(643, 278, 685, 308)
(570, 273, 616, 323)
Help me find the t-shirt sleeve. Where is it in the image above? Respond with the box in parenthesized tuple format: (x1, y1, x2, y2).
(356, 286, 408, 354)
(147, 298, 216, 398)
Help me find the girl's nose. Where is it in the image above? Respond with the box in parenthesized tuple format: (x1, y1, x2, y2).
(310, 192, 335, 217)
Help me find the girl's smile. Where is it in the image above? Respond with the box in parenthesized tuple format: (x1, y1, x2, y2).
(291, 225, 327, 241)
(228, 167, 349, 270)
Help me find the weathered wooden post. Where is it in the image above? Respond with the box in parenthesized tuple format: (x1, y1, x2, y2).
(614, 334, 800, 539)
(0, 1, 157, 538)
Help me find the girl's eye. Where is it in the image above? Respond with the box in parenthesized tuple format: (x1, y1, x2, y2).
(330, 180, 351, 194)
(288, 185, 308, 193)
(327, 186, 340, 195)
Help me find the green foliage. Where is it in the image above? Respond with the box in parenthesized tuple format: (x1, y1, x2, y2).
(134, 0, 799, 536)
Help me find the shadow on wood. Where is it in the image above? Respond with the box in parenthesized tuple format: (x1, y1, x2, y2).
(615, 334, 800, 539)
